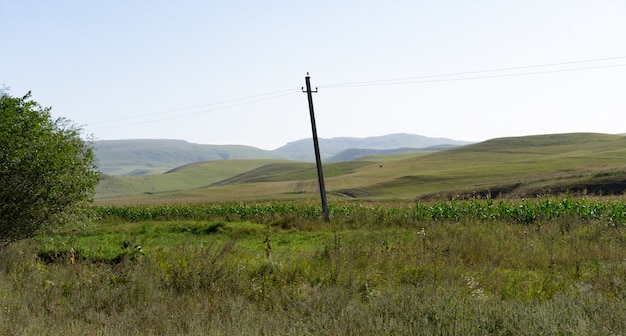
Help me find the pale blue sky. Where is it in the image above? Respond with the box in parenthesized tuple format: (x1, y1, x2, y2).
(2, 1, 626, 149)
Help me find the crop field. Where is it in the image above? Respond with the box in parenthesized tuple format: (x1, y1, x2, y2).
(2, 196, 626, 335)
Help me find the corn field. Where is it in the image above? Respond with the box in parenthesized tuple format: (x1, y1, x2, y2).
(94, 196, 626, 225)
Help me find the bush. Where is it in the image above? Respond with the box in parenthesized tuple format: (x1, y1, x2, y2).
(0, 90, 100, 244)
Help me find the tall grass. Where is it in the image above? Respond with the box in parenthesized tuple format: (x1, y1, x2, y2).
(1, 196, 625, 334)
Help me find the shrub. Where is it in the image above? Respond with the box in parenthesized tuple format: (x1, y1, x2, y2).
(0, 90, 100, 245)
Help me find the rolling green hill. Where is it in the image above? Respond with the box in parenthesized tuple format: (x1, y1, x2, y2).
(96, 159, 291, 202)
(331, 133, 626, 199)
(326, 145, 457, 162)
(95, 133, 626, 205)
(209, 161, 374, 186)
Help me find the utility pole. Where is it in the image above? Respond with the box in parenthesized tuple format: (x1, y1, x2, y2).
(303, 73, 329, 222)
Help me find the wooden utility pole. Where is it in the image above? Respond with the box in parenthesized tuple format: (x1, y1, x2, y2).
(303, 73, 329, 222)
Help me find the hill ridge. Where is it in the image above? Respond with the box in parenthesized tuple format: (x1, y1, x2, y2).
(274, 133, 472, 161)
(94, 139, 289, 175)
(95, 133, 470, 175)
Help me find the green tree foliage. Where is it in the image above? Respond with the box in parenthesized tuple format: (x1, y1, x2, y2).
(0, 90, 100, 244)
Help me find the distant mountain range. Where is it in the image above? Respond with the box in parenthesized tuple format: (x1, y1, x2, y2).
(94, 139, 288, 175)
(94, 133, 471, 175)
(274, 133, 471, 161)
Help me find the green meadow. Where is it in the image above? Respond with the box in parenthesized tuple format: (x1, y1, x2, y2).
(2, 133, 626, 334)
(3, 199, 626, 334)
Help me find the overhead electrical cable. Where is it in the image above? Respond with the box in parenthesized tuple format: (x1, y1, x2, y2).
(320, 56, 626, 88)
(321, 63, 626, 88)
(90, 87, 300, 126)
(91, 90, 299, 131)
(90, 55, 626, 131)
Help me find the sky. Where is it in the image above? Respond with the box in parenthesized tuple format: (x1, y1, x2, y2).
(2, 1, 626, 150)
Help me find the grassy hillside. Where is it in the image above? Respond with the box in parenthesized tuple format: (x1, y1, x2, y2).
(355, 151, 435, 162)
(96, 160, 375, 204)
(96, 159, 291, 202)
(210, 161, 373, 186)
(328, 147, 438, 162)
(95, 133, 626, 205)
(333, 133, 626, 199)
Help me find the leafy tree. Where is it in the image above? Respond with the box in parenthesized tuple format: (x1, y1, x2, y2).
(0, 90, 100, 245)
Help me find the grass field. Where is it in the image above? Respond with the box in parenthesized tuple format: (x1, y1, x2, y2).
(3, 133, 625, 334)
(1, 198, 626, 334)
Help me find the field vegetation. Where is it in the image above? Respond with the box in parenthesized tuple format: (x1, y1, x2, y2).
(3, 133, 626, 334)
(2, 197, 626, 334)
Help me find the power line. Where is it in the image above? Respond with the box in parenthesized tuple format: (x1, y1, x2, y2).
(320, 56, 626, 88)
(322, 63, 626, 88)
(90, 88, 300, 126)
(89, 55, 626, 131)
(91, 90, 299, 131)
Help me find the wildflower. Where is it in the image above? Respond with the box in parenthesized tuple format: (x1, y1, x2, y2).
(264, 237, 272, 258)
(464, 275, 488, 300)
(69, 247, 75, 265)
(361, 282, 380, 302)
